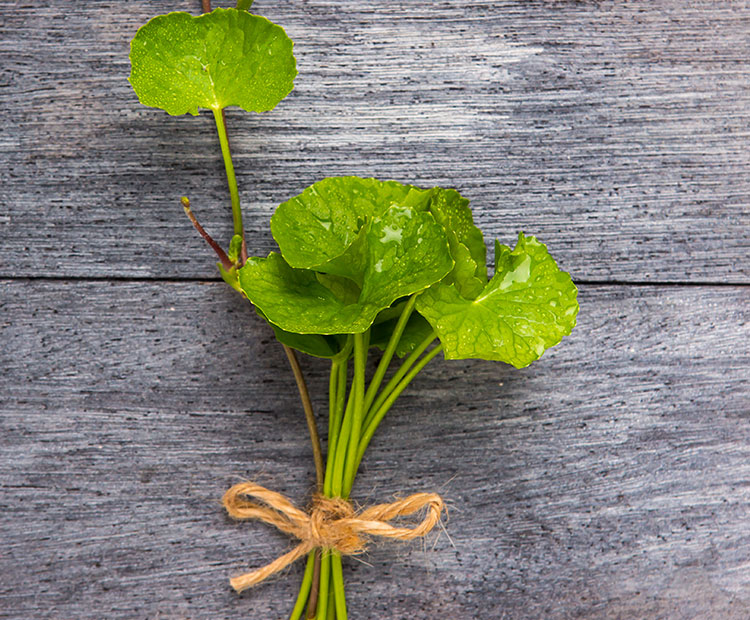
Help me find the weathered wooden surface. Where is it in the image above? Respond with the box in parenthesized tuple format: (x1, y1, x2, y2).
(2, 0, 750, 619)
(1, 281, 748, 619)
(1, 1, 749, 282)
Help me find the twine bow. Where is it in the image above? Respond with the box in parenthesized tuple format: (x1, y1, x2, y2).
(222, 482, 446, 593)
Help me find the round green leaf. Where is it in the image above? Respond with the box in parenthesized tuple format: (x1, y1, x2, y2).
(270, 177, 432, 277)
(360, 206, 453, 310)
(270, 177, 489, 300)
(129, 8, 296, 116)
(416, 233, 579, 368)
(239, 206, 453, 335)
(238, 252, 381, 334)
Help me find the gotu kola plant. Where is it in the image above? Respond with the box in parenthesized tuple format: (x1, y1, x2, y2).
(129, 3, 579, 619)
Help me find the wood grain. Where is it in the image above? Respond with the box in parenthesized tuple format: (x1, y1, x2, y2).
(1, 280, 748, 618)
(0, 1, 748, 282)
(2, 1, 750, 618)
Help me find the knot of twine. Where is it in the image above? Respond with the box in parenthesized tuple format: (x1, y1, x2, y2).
(222, 482, 445, 593)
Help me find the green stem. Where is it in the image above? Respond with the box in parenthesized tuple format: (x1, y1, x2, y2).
(323, 359, 347, 497)
(330, 552, 347, 620)
(212, 107, 243, 239)
(327, 361, 341, 466)
(236, 0, 253, 9)
(330, 368, 356, 497)
(342, 332, 367, 495)
(362, 295, 416, 414)
(328, 334, 362, 498)
(363, 332, 436, 431)
(356, 343, 444, 471)
(289, 552, 316, 620)
(314, 552, 331, 620)
(319, 383, 350, 617)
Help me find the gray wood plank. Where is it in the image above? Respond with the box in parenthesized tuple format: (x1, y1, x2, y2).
(1, 1, 749, 282)
(1, 280, 748, 618)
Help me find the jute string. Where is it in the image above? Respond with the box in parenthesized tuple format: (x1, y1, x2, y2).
(222, 482, 446, 593)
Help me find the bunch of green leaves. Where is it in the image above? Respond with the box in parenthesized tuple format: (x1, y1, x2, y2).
(128, 6, 578, 620)
(240, 176, 578, 368)
(237, 175, 578, 619)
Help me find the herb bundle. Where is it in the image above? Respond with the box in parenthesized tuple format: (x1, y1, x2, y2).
(129, 4, 578, 619)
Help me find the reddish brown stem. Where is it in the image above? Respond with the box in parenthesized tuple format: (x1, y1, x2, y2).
(283, 344, 325, 618)
(181, 197, 233, 271)
(282, 345, 325, 491)
(305, 549, 322, 619)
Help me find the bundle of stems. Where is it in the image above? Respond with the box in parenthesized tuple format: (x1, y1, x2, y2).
(289, 311, 443, 620)
(187, 49, 441, 618)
